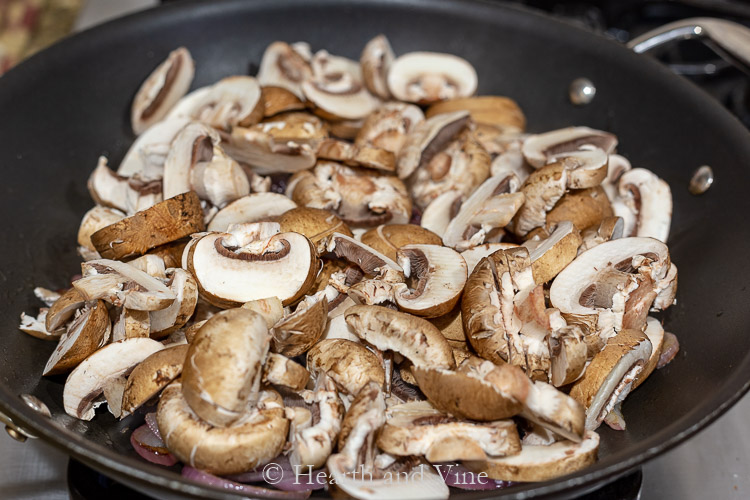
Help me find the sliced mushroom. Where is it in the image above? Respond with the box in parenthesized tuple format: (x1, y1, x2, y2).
(90, 191, 205, 260)
(241, 296, 285, 328)
(420, 190, 463, 238)
(45, 288, 86, 333)
(182, 308, 270, 427)
(387, 52, 477, 105)
(112, 307, 151, 341)
(355, 102, 425, 155)
(360, 224, 441, 262)
(316, 138, 396, 173)
(121, 343, 188, 416)
(569, 329, 652, 430)
(578, 216, 624, 254)
(257, 111, 329, 146)
(522, 127, 617, 168)
(601, 153, 632, 201)
(103, 376, 128, 418)
(131, 47, 194, 135)
(272, 291, 329, 356)
(512, 161, 568, 237)
(546, 186, 613, 232)
(189, 148, 251, 208)
(277, 207, 351, 255)
(63, 337, 164, 420)
(127, 254, 167, 279)
(260, 86, 307, 117)
(149, 268, 198, 338)
(653, 262, 678, 310)
(523, 221, 582, 285)
(77, 206, 125, 259)
(186, 230, 316, 308)
(426, 96, 525, 133)
(465, 430, 599, 482)
(19, 309, 60, 341)
(262, 352, 310, 391)
(162, 121, 220, 199)
(548, 325, 588, 387)
(393, 244, 467, 318)
(632, 316, 665, 390)
(397, 111, 470, 180)
(616, 168, 672, 242)
(257, 41, 313, 98)
(224, 126, 317, 175)
(87, 157, 163, 215)
(184, 76, 264, 130)
(44, 302, 111, 376)
(360, 34, 394, 100)
(117, 117, 192, 178)
(307, 339, 385, 395)
(377, 401, 521, 461)
(158, 383, 288, 475)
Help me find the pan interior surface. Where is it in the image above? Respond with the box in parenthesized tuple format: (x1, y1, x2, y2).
(1, 0, 749, 498)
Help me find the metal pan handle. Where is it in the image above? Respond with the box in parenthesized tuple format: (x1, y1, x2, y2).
(627, 17, 750, 76)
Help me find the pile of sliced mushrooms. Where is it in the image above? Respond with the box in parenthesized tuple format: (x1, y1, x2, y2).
(19, 36, 681, 499)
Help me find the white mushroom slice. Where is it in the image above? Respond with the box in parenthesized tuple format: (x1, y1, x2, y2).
(63, 338, 164, 420)
(186, 231, 316, 308)
(377, 401, 521, 461)
(321, 313, 360, 343)
(420, 190, 463, 238)
(118, 117, 192, 178)
(74, 259, 176, 311)
(87, 157, 163, 215)
(186, 76, 264, 130)
(653, 262, 678, 310)
(103, 376, 127, 418)
(289, 375, 344, 469)
(112, 308, 150, 341)
(43, 300, 111, 376)
(329, 461, 449, 500)
(45, 288, 86, 333)
(461, 243, 519, 274)
(548, 325, 587, 387)
(465, 430, 599, 482)
(33, 287, 61, 307)
(131, 47, 194, 135)
(224, 126, 317, 175)
(512, 162, 567, 237)
(121, 343, 188, 416)
(327, 232, 403, 277)
(555, 148, 609, 189)
(578, 216, 624, 254)
(182, 308, 270, 427)
(272, 291, 328, 356)
(360, 224, 442, 262)
(397, 111, 470, 179)
(360, 34, 394, 100)
(149, 268, 198, 338)
(257, 41, 313, 98)
(601, 153, 632, 201)
(355, 102, 425, 155)
(162, 122, 220, 199)
(633, 317, 665, 390)
(77, 206, 125, 257)
(19, 309, 60, 341)
(522, 127, 617, 168)
(524, 221, 583, 285)
(307, 339, 385, 396)
(394, 244, 468, 318)
(387, 52, 477, 105)
(242, 296, 285, 328)
(617, 168, 672, 242)
(490, 148, 532, 183)
(189, 148, 250, 208)
(127, 254, 167, 279)
(443, 173, 522, 250)
(158, 384, 288, 475)
(262, 352, 310, 391)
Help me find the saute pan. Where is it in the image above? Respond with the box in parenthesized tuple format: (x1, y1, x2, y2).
(1, 1, 750, 498)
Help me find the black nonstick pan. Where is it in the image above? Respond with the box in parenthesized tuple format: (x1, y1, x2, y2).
(1, 0, 750, 498)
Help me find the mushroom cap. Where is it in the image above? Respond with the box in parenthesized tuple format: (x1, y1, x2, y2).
(307, 339, 385, 395)
(181, 308, 270, 427)
(260, 85, 307, 117)
(512, 161, 568, 237)
(548, 325, 588, 387)
(257, 111, 329, 145)
(525, 221, 582, 285)
(262, 352, 310, 391)
(345, 305, 456, 369)
(360, 224, 442, 262)
(387, 52, 478, 105)
(121, 343, 188, 416)
(207, 193, 297, 232)
(158, 383, 288, 475)
(241, 296, 285, 328)
(188, 76, 264, 130)
(271, 291, 329, 357)
(546, 186, 613, 232)
(397, 111, 470, 180)
(77, 206, 125, 254)
(277, 206, 353, 255)
(45, 288, 86, 333)
(522, 126, 617, 169)
(426, 96, 526, 132)
(360, 34, 394, 100)
(461, 243, 520, 275)
(355, 102, 425, 155)
(43, 300, 110, 376)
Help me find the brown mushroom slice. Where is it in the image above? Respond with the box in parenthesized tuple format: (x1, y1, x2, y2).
(103, 377, 128, 418)
(271, 291, 329, 357)
(112, 308, 151, 341)
(554, 148, 609, 190)
(420, 190, 463, 238)
(131, 47, 194, 135)
(522, 127, 617, 168)
(44, 303, 110, 376)
(158, 383, 288, 475)
(345, 305, 455, 369)
(393, 244, 467, 318)
(569, 329, 652, 430)
(149, 268, 198, 338)
(546, 186, 613, 232)
(355, 102, 425, 155)
(121, 343, 189, 416)
(77, 206, 126, 259)
(257, 111, 329, 146)
(62, 338, 164, 420)
(632, 317, 665, 390)
(278, 207, 352, 255)
(261, 86, 307, 117)
(387, 52, 477, 105)
(87, 157, 163, 215)
(74, 259, 176, 311)
(207, 193, 297, 232)
(327, 232, 403, 277)
(512, 161, 568, 237)
(257, 41, 313, 99)
(397, 111, 470, 180)
(316, 138, 397, 173)
(90, 191, 205, 261)
(616, 168, 672, 242)
(186, 76, 264, 130)
(307, 339, 385, 395)
(262, 352, 310, 391)
(653, 262, 678, 310)
(241, 296, 285, 328)
(427, 96, 525, 132)
(378, 401, 521, 461)
(186, 230, 316, 308)
(225, 126, 317, 175)
(45, 288, 86, 333)
(360, 34, 394, 100)
(548, 325, 588, 387)
(524, 221, 582, 285)
(360, 224, 442, 262)
(289, 375, 344, 469)
(578, 216, 624, 254)
(182, 308, 270, 427)
(465, 430, 599, 482)
(19, 309, 61, 341)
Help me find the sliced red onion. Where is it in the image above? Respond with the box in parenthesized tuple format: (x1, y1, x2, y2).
(225, 469, 266, 483)
(227, 455, 326, 491)
(657, 332, 680, 369)
(130, 425, 177, 466)
(273, 467, 328, 491)
(145, 412, 161, 440)
(434, 463, 512, 490)
(182, 466, 312, 499)
(410, 206, 423, 225)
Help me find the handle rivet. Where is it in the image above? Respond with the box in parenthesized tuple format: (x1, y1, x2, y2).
(689, 165, 714, 195)
(569, 78, 596, 105)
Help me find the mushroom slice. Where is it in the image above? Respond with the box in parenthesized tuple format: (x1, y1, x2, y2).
(443, 173, 523, 250)
(225, 126, 317, 175)
(549, 237, 670, 342)
(77, 206, 125, 259)
(43, 300, 110, 375)
(271, 291, 329, 357)
(461, 243, 520, 274)
(19, 309, 61, 341)
(316, 138, 396, 173)
(464, 430, 599, 482)
(149, 268, 198, 338)
(186, 76, 264, 130)
(345, 305, 455, 369)
(426, 96, 526, 132)
(522, 127, 617, 168)
(408, 129, 491, 210)
(632, 317, 665, 390)
(278, 207, 353, 255)
(545, 186, 613, 232)
(512, 161, 568, 237)
(387, 52, 477, 105)
(378, 401, 521, 461)
(261, 86, 307, 117)
(617, 168, 672, 242)
(262, 352, 310, 391)
(554, 148, 609, 190)
(189, 148, 250, 208)
(121, 343, 188, 417)
(601, 153, 632, 201)
(360, 224, 442, 262)
(360, 34, 394, 100)
(87, 157, 163, 215)
(207, 193, 297, 233)
(421, 190, 463, 238)
(355, 102, 425, 155)
(90, 191, 205, 260)
(394, 244, 468, 318)
(162, 122, 220, 199)
(257, 111, 328, 146)
(186, 230, 316, 308)
(103, 377, 128, 418)
(548, 325, 588, 387)
(74, 259, 176, 311)
(653, 262, 678, 310)
(127, 254, 167, 279)
(158, 383, 288, 475)
(569, 329, 652, 430)
(321, 313, 361, 343)
(182, 308, 270, 427)
(131, 47, 194, 135)
(117, 117, 192, 178)
(46, 288, 86, 333)
(112, 308, 151, 341)
(578, 216, 624, 254)
(242, 296, 285, 328)
(257, 41, 313, 98)
(397, 111, 470, 180)
(307, 339, 385, 395)
(63, 338, 164, 420)
(524, 221, 582, 285)
(327, 232, 403, 277)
